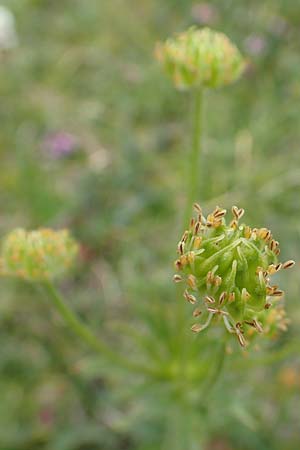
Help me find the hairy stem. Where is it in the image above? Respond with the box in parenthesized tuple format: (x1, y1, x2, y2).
(41, 281, 155, 376)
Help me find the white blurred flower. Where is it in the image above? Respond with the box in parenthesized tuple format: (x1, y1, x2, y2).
(0, 5, 18, 50)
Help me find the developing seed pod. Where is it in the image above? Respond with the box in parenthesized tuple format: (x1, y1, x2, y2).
(155, 27, 245, 90)
(173, 206, 295, 347)
(0, 228, 78, 281)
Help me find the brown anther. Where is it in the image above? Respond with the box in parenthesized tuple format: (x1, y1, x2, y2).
(190, 218, 195, 228)
(267, 264, 277, 275)
(264, 302, 271, 309)
(228, 292, 235, 303)
(253, 319, 263, 333)
(193, 307, 202, 317)
(187, 274, 197, 290)
(258, 228, 270, 240)
(230, 219, 238, 230)
(236, 332, 246, 347)
(193, 203, 202, 214)
(213, 208, 226, 219)
(191, 323, 203, 333)
(194, 221, 201, 234)
(237, 208, 245, 219)
(270, 240, 279, 251)
(178, 241, 185, 255)
(265, 231, 271, 241)
(274, 248, 280, 256)
(184, 290, 197, 304)
(232, 206, 239, 220)
(272, 289, 284, 297)
(206, 214, 214, 226)
(266, 285, 277, 294)
(193, 236, 202, 250)
(204, 295, 215, 303)
(282, 260, 295, 270)
(181, 230, 189, 242)
(204, 295, 215, 304)
(236, 322, 243, 332)
(173, 274, 182, 283)
(206, 271, 213, 284)
(207, 307, 218, 314)
(174, 259, 182, 270)
(219, 291, 227, 305)
(213, 275, 222, 287)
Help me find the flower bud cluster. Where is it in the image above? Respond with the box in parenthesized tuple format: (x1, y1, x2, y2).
(155, 27, 245, 90)
(173, 205, 294, 347)
(0, 228, 78, 281)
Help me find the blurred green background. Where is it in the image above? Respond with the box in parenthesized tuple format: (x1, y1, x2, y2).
(0, 0, 300, 449)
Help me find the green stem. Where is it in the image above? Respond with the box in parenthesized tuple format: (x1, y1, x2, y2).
(184, 88, 203, 226)
(41, 281, 155, 377)
(176, 88, 204, 386)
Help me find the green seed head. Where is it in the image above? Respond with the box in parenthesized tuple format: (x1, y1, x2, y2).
(0, 228, 78, 281)
(155, 27, 245, 90)
(174, 205, 294, 347)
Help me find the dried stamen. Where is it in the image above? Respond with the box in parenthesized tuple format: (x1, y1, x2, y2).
(187, 274, 197, 289)
(193, 307, 202, 317)
(173, 274, 182, 283)
(184, 290, 197, 304)
(282, 260, 295, 270)
(204, 295, 215, 304)
(219, 291, 227, 305)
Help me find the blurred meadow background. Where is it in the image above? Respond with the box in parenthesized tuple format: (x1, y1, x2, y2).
(1, 0, 300, 449)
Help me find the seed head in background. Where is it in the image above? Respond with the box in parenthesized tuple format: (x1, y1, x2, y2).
(0, 228, 78, 281)
(155, 27, 245, 90)
(173, 205, 295, 347)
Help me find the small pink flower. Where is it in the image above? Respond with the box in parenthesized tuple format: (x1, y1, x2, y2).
(244, 34, 267, 56)
(42, 131, 78, 158)
(191, 3, 219, 25)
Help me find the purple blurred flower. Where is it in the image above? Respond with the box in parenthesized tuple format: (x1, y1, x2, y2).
(191, 3, 219, 25)
(42, 131, 78, 158)
(244, 34, 267, 56)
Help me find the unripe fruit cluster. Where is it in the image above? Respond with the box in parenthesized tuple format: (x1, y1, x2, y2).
(0, 228, 78, 281)
(155, 27, 245, 90)
(174, 205, 294, 347)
